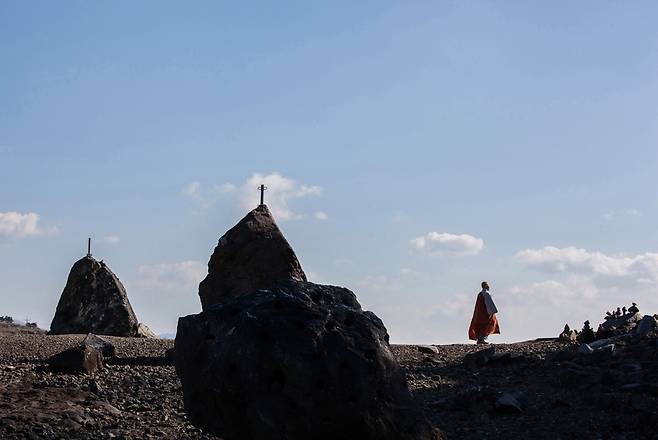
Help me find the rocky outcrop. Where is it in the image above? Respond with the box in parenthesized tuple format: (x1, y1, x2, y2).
(50, 256, 139, 336)
(198, 205, 306, 310)
(176, 280, 442, 440)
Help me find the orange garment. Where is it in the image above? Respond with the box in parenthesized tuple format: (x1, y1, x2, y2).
(468, 292, 500, 340)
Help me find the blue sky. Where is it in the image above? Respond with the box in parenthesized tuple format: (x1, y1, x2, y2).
(2, 1, 658, 343)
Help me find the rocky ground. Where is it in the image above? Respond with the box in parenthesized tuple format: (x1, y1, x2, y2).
(2, 322, 658, 439)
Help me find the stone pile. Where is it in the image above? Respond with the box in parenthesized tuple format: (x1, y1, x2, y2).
(550, 303, 658, 403)
(176, 205, 443, 440)
(558, 302, 658, 347)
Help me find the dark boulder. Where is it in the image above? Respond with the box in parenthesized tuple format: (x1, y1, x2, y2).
(176, 280, 442, 440)
(48, 344, 103, 375)
(50, 256, 139, 336)
(198, 205, 307, 310)
(82, 333, 115, 358)
(634, 315, 658, 337)
(464, 347, 496, 369)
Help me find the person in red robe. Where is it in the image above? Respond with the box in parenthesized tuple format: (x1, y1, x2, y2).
(468, 281, 500, 344)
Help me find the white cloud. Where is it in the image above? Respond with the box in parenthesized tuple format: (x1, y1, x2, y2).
(516, 246, 658, 281)
(239, 173, 322, 220)
(182, 181, 237, 208)
(510, 245, 658, 338)
(134, 261, 206, 293)
(603, 208, 641, 221)
(0, 212, 57, 238)
(103, 235, 120, 244)
(411, 232, 484, 256)
(509, 276, 600, 304)
(183, 173, 321, 221)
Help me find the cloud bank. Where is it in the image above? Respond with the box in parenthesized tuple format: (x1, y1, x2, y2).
(411, 232, 484, 256)
(516, 246, 658, 281)
(0, 212, 57, 238)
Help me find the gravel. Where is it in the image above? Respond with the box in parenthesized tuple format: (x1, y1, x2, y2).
(3, 323, 658, 439)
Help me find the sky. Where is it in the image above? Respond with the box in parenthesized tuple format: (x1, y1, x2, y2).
(1, 1, 658, 343)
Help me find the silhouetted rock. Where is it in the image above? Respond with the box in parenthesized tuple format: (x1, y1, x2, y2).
(176, 280, 442, 440)
(50, 256, 139, 336)
(628, 302, 639, 315)
(198, 205, 307, 310)
(600, 312, 642, 333)
(634, 315, 658, 337)
(417, 345, 439, 354)
(48, 344, 103, 375)
(578, 320, 596, 343)
(559, 324, 577, 342)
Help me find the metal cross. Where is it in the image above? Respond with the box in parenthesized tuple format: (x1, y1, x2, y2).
(87, 238, 92, 257)
(258, 184, 267, 206)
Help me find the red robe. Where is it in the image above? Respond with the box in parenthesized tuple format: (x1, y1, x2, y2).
(468, 292, 500, 340)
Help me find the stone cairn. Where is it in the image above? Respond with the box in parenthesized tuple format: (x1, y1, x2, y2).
(50, 247, 154, 337)
(175, 204, 443, 440)
(558, 302, 658, 349)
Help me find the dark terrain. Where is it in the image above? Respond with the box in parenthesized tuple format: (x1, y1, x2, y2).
(1, 322, 658, 439)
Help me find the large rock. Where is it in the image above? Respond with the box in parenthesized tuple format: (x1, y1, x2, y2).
(48, 344, 104, 375)
(634, 315, 658, 337)
(176, 280, 442, 440)
(50, 256, 139, 336)
(600, 312, 642, 332)
(198, 205, 307, 310)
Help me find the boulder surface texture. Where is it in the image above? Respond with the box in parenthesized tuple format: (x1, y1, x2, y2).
(50, 256, 139, 336)
(198, 204, 306, 310)
(176, 280, 441, 440)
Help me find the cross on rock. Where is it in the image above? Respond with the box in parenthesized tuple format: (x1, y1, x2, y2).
(87, 238, 92, 257)
(258, 184, 267, 206)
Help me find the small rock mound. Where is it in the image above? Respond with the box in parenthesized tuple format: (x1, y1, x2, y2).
(48, 344, 103, 375)
(198, 204, 307, 310)
(82, 333, 115, 358)
(50, 256, 139, 336)
(176, 280, 442, 440)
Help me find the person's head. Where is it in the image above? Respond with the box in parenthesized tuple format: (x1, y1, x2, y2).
(481, 281, 489, 291)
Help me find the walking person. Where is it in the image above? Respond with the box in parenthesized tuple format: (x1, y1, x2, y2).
(468, 281, 500, 344)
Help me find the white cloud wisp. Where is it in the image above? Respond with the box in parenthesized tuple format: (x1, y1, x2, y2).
(0, 212, 57, 238)
(411, 232, 484, 256)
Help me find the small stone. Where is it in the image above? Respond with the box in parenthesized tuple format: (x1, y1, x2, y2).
(82, 333, 115, 358)
(495, 392, 525, 414)
(417, 345, 439, 354)
(578, 344, 594, 354)
(48, 345, 103, 375)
